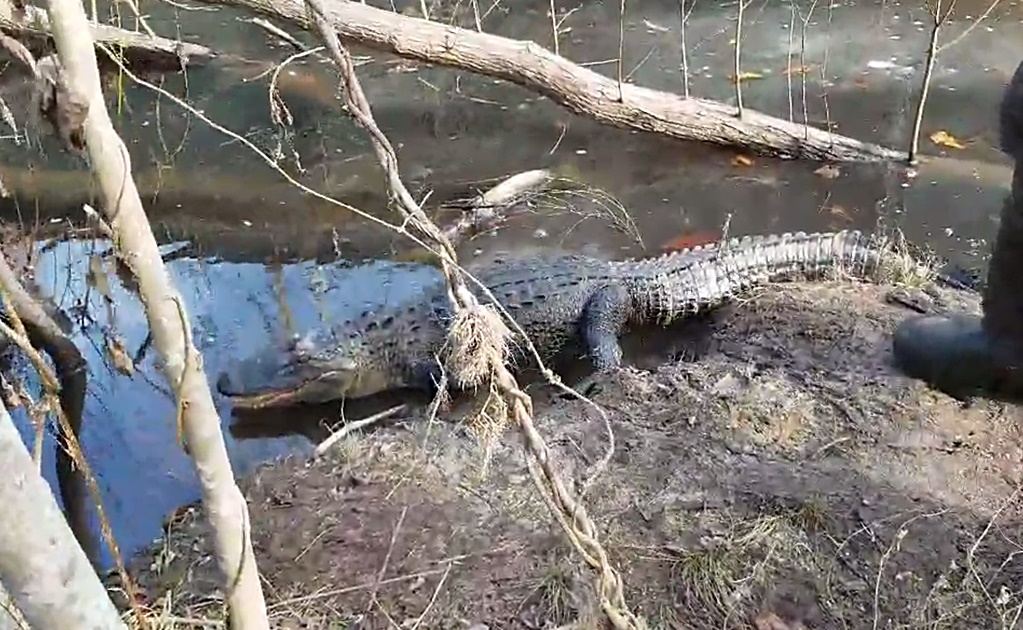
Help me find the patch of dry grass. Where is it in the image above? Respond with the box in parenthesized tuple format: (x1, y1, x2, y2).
(835, 226, 944, 289)
(660, 512, 799, 627)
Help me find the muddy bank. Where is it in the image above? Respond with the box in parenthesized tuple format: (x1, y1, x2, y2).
(123, 278, 1023, 629)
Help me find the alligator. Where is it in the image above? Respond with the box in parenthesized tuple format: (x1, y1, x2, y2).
(216, 229, 962, 409)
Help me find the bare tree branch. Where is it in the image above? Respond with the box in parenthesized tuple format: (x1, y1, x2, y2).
(908, 0, 956, 164)
(0, 1, 216, 71)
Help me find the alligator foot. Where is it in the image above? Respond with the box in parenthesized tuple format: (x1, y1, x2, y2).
(892, 313, 1023, 403)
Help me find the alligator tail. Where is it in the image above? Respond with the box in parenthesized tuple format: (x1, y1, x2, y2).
(626, 230, 945, 323)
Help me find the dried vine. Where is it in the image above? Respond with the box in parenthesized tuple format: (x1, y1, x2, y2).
(303, 3, 647, 628)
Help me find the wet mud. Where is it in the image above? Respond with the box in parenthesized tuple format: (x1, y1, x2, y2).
(124, 279, 1023, 629)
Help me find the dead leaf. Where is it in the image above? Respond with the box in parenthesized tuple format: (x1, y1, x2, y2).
(661, 231, 719, 252)
(929, 130, 967, 150)
(853, 77, 870, 89)
(814, 164, 841, 179)
(105, 336, 135, 376)
(730, 71, 765, 83)
(782, 64, 815, 76)
(731, 154, 754, 167)
(828, 204, 853, 223)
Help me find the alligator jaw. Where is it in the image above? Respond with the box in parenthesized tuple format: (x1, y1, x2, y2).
(218, 370, 347, 410)
(216, 343, 369, 410)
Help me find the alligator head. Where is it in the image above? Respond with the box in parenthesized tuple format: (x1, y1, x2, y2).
(216, 328, 397, 409)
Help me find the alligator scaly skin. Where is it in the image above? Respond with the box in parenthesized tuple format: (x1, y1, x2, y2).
(218, 230, 909, 406)
(465, 230, 883, 374)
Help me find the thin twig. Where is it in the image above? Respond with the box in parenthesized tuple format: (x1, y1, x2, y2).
(410, 561, 453, 630)
(678, 0, 695, 98)
(314, 403, 406, 458)
(734, 0, 746, 118)
(549, 0, 559, 55)
(908, 0, 956, 165)
(366, 506, 408, 618)
(250, 17, 306, 50)
(799, 0, 820, 136)
(0, 317, 146, 626)
(0, 253, 100, 574)
(786, 1, 795, 121)
(617, 0, 626, 102)
(936, 0, 1000, 53)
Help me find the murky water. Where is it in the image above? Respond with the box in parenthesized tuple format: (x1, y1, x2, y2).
(1, 0, 1021, 568)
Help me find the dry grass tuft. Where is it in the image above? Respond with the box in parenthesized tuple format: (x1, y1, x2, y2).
(829, 227, 942, 289)
(519, 555, 583, 627)
(463, 381, 511, 454)
(444, 303, 513, 390)
(534, 176, 644, 247)
(867, 228, 942, 288)
(665, 513, 799, 627)
(442, 302, 517, 449)
(119, 589, 227, 629)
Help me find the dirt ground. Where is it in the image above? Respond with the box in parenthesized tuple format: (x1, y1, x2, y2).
(122, 280, 1023, 630)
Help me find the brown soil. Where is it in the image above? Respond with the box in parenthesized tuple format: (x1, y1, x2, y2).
(124, 281, 1023, 630)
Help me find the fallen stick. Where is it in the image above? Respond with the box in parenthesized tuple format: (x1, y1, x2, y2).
(195, 0, 905, 163)
(313, 403, 407, 459)
(440, 168, 554, 244)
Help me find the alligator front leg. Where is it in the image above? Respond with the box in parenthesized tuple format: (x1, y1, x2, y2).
(568, 283, 635, 397)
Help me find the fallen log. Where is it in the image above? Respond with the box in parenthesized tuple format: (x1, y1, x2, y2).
(0, 3, 217, 72)
(197, 0, 906, 163)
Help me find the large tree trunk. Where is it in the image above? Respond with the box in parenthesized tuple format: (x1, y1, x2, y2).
(196, 0, 905, 163)
(0, 399, 126, 630)
(42, 0, 271, 626)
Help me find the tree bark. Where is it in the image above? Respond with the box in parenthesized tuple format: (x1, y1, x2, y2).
(196, 0, 905, 163)
(42, 0, 271, 626)
(0, 398, 126, 630)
